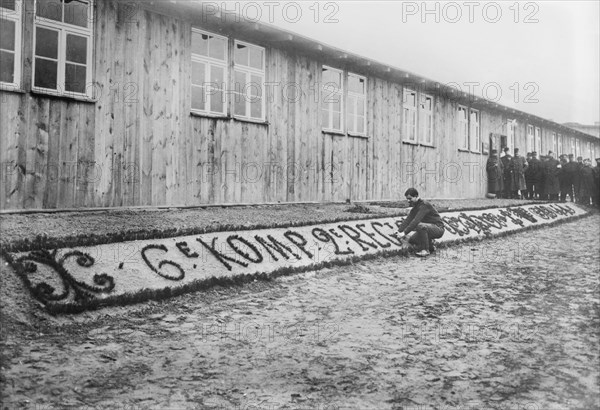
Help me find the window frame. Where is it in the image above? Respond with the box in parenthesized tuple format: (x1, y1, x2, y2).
(32, 0, 94, 99)
(0, 0, 22, 89)
(190, 28, 229, 117)
(419, 93, 434, 146)
(457, 105, 469, 150)
(321, 65, 344, 134)
(551, 132, 557, 155)
(346, 72, 367, 137)
(526, 125, 534, 153)
(469, 108, 480, 153)
(402, 88, 418, 143)
(232, 39, 266, 122)
(534, 126, 541, 154)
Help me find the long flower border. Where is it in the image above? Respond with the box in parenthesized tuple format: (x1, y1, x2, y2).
(1, 203, 594, 314)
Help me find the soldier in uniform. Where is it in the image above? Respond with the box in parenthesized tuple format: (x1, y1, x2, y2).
(563, 153, 578, 202)
(501, 147, 513, 198)
(510, 148, 528, 199)
(486, 149, 503, 198)
(578, 159, 595, 206)
(558, 154, 570, 202)
(526, 152, 542, 199)
(544, 152, 561, 201)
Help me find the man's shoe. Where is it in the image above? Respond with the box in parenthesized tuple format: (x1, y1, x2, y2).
(429, 245, 436, 254)
(415, 250, 430, 257)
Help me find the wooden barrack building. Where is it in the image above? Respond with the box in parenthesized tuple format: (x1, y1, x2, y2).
(1, 0, 599, 211)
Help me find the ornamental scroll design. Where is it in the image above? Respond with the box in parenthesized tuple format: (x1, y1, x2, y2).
(14, 249, 115, 305)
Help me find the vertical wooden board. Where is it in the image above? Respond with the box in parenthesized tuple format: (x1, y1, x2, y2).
(57, 102, 79, 208)
(75, 104, 94, 207)
(92, 0, 109, 207)
(293, 56, 306, 201)
(0, 95, 22, 210)
(140, 10, 154, 206)
(23, 96, 39, 208)
(275, 50, 288, 202)
(14, 95, 30, 209)
(285, 55, 296, 201)
(43, 101, 62, 208)
(332, 134, 346, 202)
(306, 59, 318, 202)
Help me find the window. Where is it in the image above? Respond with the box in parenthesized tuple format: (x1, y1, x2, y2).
(571, 138, 575, 156)
(507, 119, 515, 152)
(403, 89, 417, 142)
(458, 106, 468, 149)
(534, 127, 541, 154)
(575, 139, 580, 157)
(527, 125, 534, 153)
(191, 29, 227, 115)
(552, 132, 557, 155)
(470, 109, 480, 152)
(346, 73, 366, 135)
(420, 94, 434, 145)
(233, 40, 265, 121)
(33, 0, 93, 97)
(321, 66, 343, 132)
(0, 0, 22, 88)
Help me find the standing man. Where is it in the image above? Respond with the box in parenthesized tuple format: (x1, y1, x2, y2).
(510, 148, 528, 199)
(396, 188, 445, 257)
(558, 154, 570, 202)
(564, 153, 578, 202)
(486, 149, 503, 198)
(527, 152, 542, 199)
(544, 152, 561, 201)
(501, 147, 513, 199)
(575, 156, 584, 202)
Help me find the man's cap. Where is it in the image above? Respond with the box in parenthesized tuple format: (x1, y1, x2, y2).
(568, 153, 574, 157)
(491, 149, 498, 154)
(514, 148, 519, 153)
(532, 151, 538, 156)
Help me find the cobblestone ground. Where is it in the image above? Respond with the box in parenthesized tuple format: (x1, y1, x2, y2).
(1, 215, 599, 410)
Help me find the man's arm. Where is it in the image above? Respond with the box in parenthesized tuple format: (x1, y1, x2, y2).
(396, 206, 417, 233)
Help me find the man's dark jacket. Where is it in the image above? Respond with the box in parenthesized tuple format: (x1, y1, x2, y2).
(397, 199, 444, 234)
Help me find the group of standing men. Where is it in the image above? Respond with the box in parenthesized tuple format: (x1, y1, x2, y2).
(486, 147, 600, 207)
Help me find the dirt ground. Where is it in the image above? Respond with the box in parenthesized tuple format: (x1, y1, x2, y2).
(0, 208, 598, 409)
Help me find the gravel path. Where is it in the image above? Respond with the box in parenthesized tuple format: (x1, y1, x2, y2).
(1, 214, 598, 409)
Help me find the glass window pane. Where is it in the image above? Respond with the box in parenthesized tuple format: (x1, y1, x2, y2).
(234, 93, 246, 116)
(234, 43, 248, 65)
(36, 27, 58, 59)
(66, 34, 87, 64)
(209, 36, 226, 60)
(0, 19, 15, 51)
(64, 0, 88, 28)
(234, 70, 246, 93)
(249, 46, 263, 70)
(322, 108, 329, 128)
(65, 63, 86, 93)
(346, 113, 353, 131)
(191, 85, 205, 111)
(1, 1, 16, 11)
(191, 61, 205, 85)
(358, 116, 365, 134)
(0, 50, 15, 83)
(347, 96, 355, 116)
(250, 98, 262, 118)
(332, 94, 341, 113)
(191, 32, 209, 56)
(210, 90, 223, 113)
(332, 112, 341, 130)
(348, 75, 364, 94)
(322, 68, 340, 88)
(210, 65, 224, 86)
(36, 0, 62, 21)
(250, 74, 262, 97)
(34, 58, 58, 89)
(357, 98, 365, 116)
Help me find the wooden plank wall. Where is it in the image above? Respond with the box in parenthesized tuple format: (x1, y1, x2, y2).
(1, 0, 598, 210)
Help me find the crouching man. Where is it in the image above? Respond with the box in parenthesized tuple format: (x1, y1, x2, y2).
(396, 188, 445, 257)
